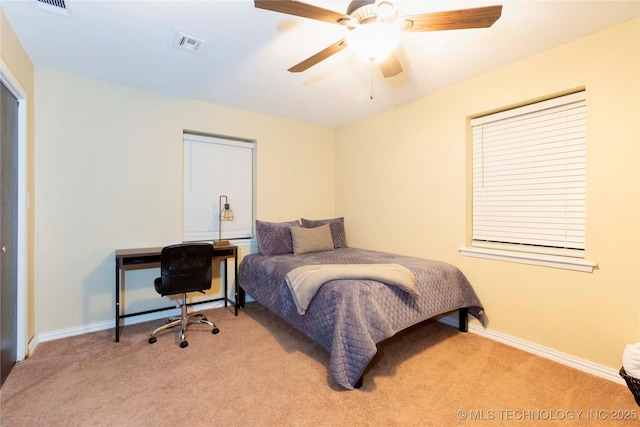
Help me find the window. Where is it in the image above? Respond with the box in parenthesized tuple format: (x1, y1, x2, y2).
(462, 91, 594, 271)
(183, 132, 254, 242)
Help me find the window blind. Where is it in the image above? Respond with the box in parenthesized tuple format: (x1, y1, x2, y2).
(183, 133, 254, 242)
(470, 91, 586, 257)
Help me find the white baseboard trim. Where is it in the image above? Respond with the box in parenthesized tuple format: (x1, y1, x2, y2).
(27, 334, 39, 357)
(439, 313, 625, 385)
(32, 300, 227, 346)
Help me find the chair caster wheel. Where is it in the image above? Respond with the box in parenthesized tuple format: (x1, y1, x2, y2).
(212, 328, 220, 334)
(180, 340, 188, 348)
(148, 336, 157, 344)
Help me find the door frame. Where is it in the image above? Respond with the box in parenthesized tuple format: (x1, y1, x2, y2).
(1, 60, 28, 361)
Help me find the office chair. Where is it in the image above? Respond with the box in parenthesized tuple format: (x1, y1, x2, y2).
(148, 243, 220, 348)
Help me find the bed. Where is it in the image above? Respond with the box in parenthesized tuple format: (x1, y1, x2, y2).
(238, 218, 486, 389)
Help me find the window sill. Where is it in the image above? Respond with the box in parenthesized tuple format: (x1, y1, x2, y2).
(458, 247, 596, 272)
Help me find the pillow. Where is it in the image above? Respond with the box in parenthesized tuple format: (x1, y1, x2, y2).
(255, 220, 300, 256)
(290, 224, 334, 255)
(300, 217, 346, 248)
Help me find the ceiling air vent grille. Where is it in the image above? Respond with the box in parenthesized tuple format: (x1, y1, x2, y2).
(38, 0, 66, 8)
(35, 0, 73, 17)
(171, 30, 208, 55)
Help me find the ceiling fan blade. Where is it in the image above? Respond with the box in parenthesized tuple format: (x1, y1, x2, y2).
(402, 5, 502, 32)
(255, 0, 350, 24)
(379, 53, 403, 78)
(288, 39, 348, 73)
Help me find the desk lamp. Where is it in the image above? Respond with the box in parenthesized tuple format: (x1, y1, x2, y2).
(215, 195, 233, 247)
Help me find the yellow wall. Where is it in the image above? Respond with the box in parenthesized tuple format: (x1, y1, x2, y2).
(33, 69, 335, 332)
(0, 8, 36, 344)
(335, 19, 640, 371)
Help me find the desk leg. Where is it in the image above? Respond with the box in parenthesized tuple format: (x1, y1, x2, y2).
(223, 258, 228, 308)
(237, 253, 245, 309)
(115, 259, 121, 342)
(234, 255, 238, 316)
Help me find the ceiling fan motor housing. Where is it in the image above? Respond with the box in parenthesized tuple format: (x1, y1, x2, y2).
(346, 0, 375, 15)
(344, 1, 398, 28)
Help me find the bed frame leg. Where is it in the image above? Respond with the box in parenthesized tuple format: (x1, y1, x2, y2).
(354, 377, 363, 389)
(459, 307, 468, 332)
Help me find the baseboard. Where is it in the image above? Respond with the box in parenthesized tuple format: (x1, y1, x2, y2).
(439, 313, 625, 385)
(33, 300, 227, 345)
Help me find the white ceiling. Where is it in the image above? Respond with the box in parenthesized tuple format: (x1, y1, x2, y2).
(2, 0, 639, 128)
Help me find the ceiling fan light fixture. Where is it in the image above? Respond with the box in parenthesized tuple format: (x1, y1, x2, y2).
(347, 23, 401, 64)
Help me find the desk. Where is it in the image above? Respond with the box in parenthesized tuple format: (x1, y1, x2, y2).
(114, 244, 238, 342)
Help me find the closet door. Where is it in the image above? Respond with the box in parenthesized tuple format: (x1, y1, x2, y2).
(0, 81, 19, 387)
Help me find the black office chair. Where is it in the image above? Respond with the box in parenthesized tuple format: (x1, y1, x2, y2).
(148, 243, 220, 348)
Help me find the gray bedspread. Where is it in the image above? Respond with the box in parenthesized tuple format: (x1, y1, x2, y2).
(238, 247, 486, 389)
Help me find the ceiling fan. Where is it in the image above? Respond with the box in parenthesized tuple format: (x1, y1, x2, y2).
(255, 0, 503, 78)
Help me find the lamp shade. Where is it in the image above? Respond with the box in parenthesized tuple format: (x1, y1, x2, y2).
(347, 23, 400, 64)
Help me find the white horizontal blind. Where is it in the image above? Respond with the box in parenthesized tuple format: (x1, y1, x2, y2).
(471, 91, 586, 257)
(183, 133, 254, 242)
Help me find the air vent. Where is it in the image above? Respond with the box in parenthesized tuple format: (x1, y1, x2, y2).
(171, 30, 208, 55)
(35, 0, 73, 17)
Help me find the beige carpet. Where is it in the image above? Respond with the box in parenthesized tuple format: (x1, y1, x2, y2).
(1, 303, 637, 426)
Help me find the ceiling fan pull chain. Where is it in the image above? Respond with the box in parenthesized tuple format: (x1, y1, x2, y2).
(370, 67, 374, 100)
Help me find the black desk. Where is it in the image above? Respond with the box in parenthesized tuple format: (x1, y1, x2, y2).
(114, 244, 238, 342)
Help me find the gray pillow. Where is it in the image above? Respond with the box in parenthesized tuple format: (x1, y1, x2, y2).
(300, 217, 346, 248)
(255, 220, 300, 256)
(290, 224, 334, 255)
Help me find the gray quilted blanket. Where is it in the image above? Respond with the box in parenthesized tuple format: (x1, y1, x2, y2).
(238, 247, 486, 389)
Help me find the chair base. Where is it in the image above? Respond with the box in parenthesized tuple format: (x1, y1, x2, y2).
(148, 294, 219, 347)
